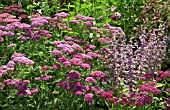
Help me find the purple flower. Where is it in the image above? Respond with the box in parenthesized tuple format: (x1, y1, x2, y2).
(15, 83, 27, 90)
(85, 77, 96, 83)
(4, 78, 22, 86)
(67, 70, 82, 80)
(81, 63, 91, 69)
(81, 86, 90, 92)
(99, 16, 104, 21)
(53, 64, 60, 70)
(115, 12, 121, 18)
(18, 36, 27, 41)
(23, 80, 30, 85)
(90, 86, 105, 94)
(70, 20, 80, 24)
(84, 93, 94, 103)
(0, 37, 4, 42)
(74, 91, 82, 96)
(52, 49, 62, 56)
(101, 91, 114, 98)
(6, 61, 15, 68)
(111, 7, 116, 12)
(57, 56, 69, 63)
(103, 24, 111, 29)
(70, 58, 83, 66)
(41, 66, 49, 72)
(140, 73, 154, 81)
(35, 77, 41, 81)
(84, 21, 93, 27)
(138, 84, 161, 94)
(12, 71, 19, 75)
(42, 75, 52, 81)
(16, 90, 26, 96)
(31, 88, 39, 94)
(166, 88, 170, 93)
(57, 80, 71, 90)
(35, 75, 52, 81)
(63, 61, 71, 67)
(7, 43, 16, 48)
(90, 70, 106, 80)
(12, 57, 34, 66)
(46, 34, 52, 38)
(11, 53, 25, 59)
(55, 12, 70, 18)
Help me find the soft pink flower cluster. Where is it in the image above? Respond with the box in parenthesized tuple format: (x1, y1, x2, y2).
(11, 53, 34, 66)
(75, 14, 95, 21)
(35, 75, 52, 81)
(4, 4, 23, 13)
(4, 78, 38, 96)
(67, 70, 82, 80)
(90, 70, 107, 82)
(156, 70, 170, 81)
(138, 82, 161, 94)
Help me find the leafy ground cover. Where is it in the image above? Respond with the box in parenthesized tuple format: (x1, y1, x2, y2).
(0, 0, 170, 110)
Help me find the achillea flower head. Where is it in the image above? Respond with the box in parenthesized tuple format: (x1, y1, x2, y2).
(12, 71, 19, 74)
(101, 91, 114, 98)
(84, 93, 94, 103)
(140, 73, 154, 81)
(46, 34, 52, 38)
(64, 36, 74, 41)
(63, 61, 71, 67)
(67, 70, 82, 80)
(16, 90, 27, 96)
(6, 61, 15, 68)
(11, 53, 25, 59)
(23, 80, 30, 85)
(90, 70, 106, 80)
(90, 86, 105, 94)
(36, 75, 52, 81)
(53, 64, 60, 70)
(55, 12, 70, 18)
(4, 78, 22, 86)
(18, 36, 27, 41)
(19, 14, 27, 19)
(98, 38, 107, 43)
(70, 58, 83, 66)
(52, 49, 62, 56)
(166, 88, 170, 93)
(70, 20, 80, 24)
(57, 80, 71, 90)
(57, 56, 69, 63)
(138, 84, 161, 94)
(81, 63, 91, 69)
(85, 77, 96, 83)
(84, 21, 93, 27)
(7, 43, 16, 48)
(41, 66, 49, 72)
(15, 83, 28, 90)
(81, 86, 90, 92)
(0, 37, 4, 42)
(12, 57, 34, 66)
(31, 88, 39, 94)
(74, 91, 82, 96)
(103, 24, 111, 29)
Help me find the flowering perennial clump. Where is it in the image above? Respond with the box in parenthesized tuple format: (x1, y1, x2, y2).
(11, 53, 34, 66)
